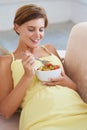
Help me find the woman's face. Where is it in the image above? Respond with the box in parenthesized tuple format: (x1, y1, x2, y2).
(15, 18, 45, 49)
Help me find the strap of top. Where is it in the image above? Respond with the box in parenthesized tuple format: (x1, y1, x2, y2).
(10, 52, 15, 61)
(10, 46, 51, 61)
(41, 45, 52, 55)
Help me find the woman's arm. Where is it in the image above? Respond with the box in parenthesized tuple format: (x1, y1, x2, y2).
(43, 44, 77, 91)
(0, 53, 35, 118)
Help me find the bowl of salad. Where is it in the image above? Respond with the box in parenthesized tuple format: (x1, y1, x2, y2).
(35, 63, 61, 82)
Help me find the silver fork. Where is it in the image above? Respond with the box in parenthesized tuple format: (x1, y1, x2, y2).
(13, 51, 49, 65)
(35, 57, 49, 65)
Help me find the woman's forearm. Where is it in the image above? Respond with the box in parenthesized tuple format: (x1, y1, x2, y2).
(0, 75, 33, 118)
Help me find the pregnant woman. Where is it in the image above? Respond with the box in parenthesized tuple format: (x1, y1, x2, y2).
(0, 4, 87, 130)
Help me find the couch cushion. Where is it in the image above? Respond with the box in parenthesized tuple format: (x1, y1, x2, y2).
(0, 112, 20, 130)
(64, 22, 87, 103)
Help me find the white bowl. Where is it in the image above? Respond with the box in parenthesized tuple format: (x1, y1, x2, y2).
(35, 67, 61, 82)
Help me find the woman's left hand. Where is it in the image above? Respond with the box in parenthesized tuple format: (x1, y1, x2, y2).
(42, 71, 77, 91)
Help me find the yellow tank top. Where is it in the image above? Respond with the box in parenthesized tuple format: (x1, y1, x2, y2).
(11, 47, 87, 130)
(11, 47, 63, 107)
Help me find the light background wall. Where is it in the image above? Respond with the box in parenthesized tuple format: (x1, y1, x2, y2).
(0, 0, 87, 30)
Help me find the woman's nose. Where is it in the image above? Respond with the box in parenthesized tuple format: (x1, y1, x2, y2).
(34, 30, 40, 37)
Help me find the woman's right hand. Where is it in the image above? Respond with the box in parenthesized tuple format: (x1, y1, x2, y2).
(21, 51, 35, 77)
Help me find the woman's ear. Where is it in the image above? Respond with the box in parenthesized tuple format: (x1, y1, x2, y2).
(14, 23, 20, 34)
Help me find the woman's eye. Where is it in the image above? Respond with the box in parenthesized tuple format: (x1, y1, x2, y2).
(39, 28, 44, 32)
(27, 27, 44, 32)
(28, 29, 34, 32)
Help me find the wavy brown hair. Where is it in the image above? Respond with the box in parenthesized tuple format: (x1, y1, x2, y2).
(14, 4, 48, 28)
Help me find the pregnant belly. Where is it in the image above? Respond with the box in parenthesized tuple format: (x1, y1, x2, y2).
(20, 85, 87, 130)
(22, 86, 82, 118)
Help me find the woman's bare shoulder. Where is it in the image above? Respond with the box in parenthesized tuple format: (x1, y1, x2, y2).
(0, 54, 13, 85)
(44, 43, 55, 51)
(0, 54, 12, 63)
(44, 43, 62, 60)
(0, 54, 12, 70)
(44, 44, 59, 55)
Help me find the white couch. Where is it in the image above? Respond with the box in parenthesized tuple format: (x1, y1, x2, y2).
(0, 112, 20, 130)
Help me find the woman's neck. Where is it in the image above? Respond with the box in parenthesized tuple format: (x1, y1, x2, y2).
(14, 43, 40, 56)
